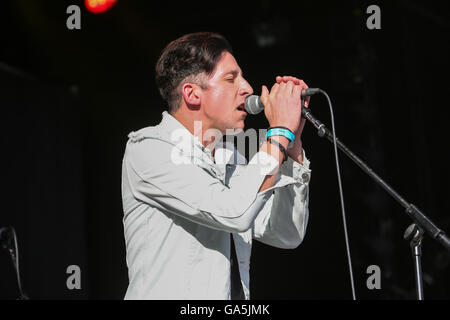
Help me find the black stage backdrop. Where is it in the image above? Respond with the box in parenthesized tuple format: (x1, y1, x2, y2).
(0, 0, 449, 299)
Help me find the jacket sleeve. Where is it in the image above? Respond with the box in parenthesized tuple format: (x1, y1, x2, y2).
(252, 150, 311, 249)
(123, 137, 279, 233)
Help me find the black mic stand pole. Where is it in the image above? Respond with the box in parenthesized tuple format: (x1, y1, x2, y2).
(404, 224, 424, 299)
(302, 106, 450, 300)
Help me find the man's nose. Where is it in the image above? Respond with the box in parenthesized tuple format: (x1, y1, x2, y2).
(239, 78, 253, 96)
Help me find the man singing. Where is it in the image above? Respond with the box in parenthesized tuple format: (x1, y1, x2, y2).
(121, 32, 312, 299)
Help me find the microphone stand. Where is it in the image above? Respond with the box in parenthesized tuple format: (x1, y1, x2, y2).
(303, 107, 450, 300)
(0, 226, 29, 300)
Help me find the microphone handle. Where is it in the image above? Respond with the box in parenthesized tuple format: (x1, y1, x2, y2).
(301, 88, 320, 97)
(301, 102, 325, 131)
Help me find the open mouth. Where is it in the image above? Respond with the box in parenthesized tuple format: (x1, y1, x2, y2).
(236, 104, 246, 112)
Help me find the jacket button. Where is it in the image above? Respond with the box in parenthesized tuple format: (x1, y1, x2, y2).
(302, 173, 310, 183)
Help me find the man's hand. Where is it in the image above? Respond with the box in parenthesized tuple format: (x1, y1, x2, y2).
(275, 76, 311, 164)
(260, 79, 302, 135)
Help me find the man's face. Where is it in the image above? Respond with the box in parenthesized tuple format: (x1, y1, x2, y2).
(200, 51, 253, 134)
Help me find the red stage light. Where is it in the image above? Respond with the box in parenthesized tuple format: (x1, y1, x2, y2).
(85, 0, 117, 14)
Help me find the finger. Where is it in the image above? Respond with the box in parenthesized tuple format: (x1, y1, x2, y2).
(305, 96, 310, 107)
(284, 76, 302, 85)
(302, 96, 310, 108)
(293, 83, 301, 104)
(278, 81, 289, 96)
(276, 76, 302, 85)
(286, 80, 294, 95)
(299, 80, 309, 89)
(292, 85, 302, 102)
(271, 82, 280, 97)
(261, 85, 269, 105)
(299, 80, 310, 107)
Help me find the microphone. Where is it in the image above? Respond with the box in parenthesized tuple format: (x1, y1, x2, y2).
(244, 88, 320, 115)
(244, 88, 325, 131)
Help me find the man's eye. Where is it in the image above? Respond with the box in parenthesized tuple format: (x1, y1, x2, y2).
(226, 78, 235, 82)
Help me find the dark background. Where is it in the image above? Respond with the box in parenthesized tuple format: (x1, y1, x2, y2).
(1, 0, 449, 299)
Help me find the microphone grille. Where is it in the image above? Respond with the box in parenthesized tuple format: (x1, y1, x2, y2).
(244, 95, 264, 115)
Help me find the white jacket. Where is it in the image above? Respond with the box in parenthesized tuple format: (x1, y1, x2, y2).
(121, 111, 311, 299)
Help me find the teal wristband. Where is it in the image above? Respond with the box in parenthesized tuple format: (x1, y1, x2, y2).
(267, 128, 295, 147)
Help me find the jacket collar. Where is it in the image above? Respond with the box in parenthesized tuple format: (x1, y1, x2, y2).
(128, 111, 245, 166)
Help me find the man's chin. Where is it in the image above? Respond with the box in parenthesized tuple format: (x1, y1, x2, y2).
(225, 123, 245, 135)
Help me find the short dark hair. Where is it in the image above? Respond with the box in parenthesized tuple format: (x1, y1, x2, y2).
(155, 32, 233, 113)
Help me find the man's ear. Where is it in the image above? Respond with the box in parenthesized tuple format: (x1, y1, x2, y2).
(181, 83, 202, 107)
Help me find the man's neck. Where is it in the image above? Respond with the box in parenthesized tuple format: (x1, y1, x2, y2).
(171, 109, 222, 157)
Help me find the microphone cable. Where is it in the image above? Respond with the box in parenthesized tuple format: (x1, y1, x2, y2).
(304, 89, 356, 300)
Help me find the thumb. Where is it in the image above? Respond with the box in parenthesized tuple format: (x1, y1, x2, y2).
(260, 85, 269, 105)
